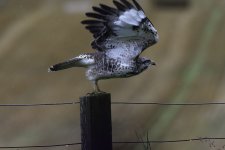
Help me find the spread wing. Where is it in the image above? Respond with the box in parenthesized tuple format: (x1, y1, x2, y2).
(81, 0, 159, 60)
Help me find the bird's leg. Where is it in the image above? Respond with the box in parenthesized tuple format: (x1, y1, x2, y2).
(96, 81, 102, 92)
(93, 80, 101, 93)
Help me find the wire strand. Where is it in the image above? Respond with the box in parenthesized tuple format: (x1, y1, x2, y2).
(113, 137, 225, 144)
(1, 101, 225, 107)
(112, 101, 225, 105)
(0, 142, 81, 149)
(0, 137, 224, 149)
(0, 102, 79, 107)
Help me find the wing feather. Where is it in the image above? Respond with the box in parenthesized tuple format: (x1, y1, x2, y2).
(99, 4, 119, 15)
(85, 12, 106, 20)
(81, 20, 105, 25)
(92, 6, 112, 15)
(113, 0, 127, 11)
(132, 0, 144, 11)
(120, 0, 134, 9)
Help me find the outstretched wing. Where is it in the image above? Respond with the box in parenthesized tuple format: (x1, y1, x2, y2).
(81, 0, 159, 60)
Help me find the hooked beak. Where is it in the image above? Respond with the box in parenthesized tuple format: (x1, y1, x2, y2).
(151, 61, 156, 66)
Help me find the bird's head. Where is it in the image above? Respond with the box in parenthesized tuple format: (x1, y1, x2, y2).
(136, 57, 156, 73)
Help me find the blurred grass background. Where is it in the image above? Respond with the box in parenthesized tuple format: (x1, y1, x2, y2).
(0, 0, 225, 150)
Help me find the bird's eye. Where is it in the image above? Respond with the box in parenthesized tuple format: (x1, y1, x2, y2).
(144, 60, 150, 64)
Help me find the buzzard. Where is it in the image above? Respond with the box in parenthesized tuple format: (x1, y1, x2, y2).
(49, 0, 159, 92)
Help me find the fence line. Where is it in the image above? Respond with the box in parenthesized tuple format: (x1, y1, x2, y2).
(0, 137, 225, 149)
(0, 101, 225, 107)
(1, 100, 225, 149)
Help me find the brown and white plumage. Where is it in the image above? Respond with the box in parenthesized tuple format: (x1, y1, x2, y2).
(49, 0, 158, 92)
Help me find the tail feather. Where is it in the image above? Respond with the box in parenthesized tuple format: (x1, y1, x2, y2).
(48, 58, 81, 72)
(48, 54, 95, 72)
(48, 62, 70, 72)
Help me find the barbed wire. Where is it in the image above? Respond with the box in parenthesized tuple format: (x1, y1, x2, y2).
(0, 101, 79, 107)
(0, 137, 224, 149)
(112, 101, 225, 105)
(113, 137, 225, 144)
(0, 142, 81, 149)
(0, 101, 225, 107)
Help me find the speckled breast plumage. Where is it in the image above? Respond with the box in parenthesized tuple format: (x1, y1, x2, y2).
(86, 53, 137, 81)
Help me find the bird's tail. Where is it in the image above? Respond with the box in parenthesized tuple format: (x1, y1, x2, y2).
(48, 60, 76, 72)
(48, 54, 95, 72)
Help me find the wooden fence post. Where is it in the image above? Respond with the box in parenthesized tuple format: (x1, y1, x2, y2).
(80, 92, 112, 150)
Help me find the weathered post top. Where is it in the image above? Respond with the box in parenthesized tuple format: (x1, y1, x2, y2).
(80, 92, 111, 99)
(80, 92, 112, 150)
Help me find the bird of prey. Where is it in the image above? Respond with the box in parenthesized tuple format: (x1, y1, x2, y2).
(48, 0, 159, 92)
